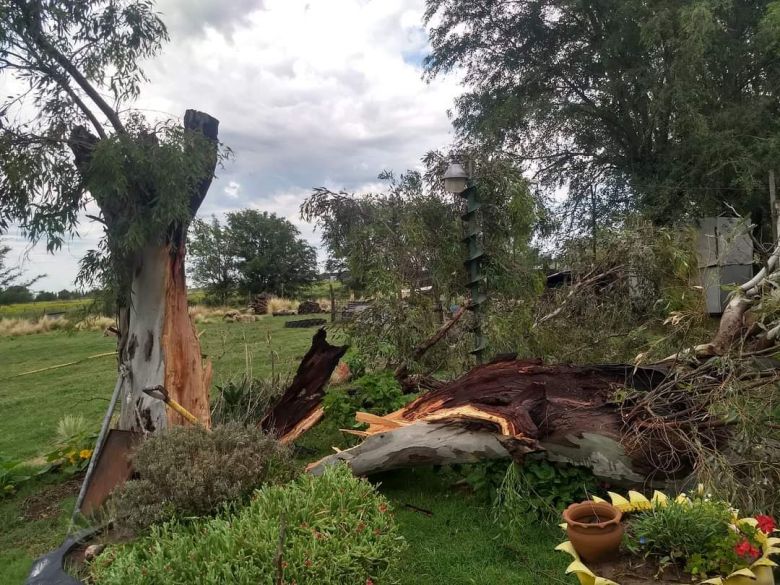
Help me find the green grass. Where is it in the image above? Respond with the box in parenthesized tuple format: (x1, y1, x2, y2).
(0, 318, 566, 585)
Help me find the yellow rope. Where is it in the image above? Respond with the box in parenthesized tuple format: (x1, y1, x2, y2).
(6, 351, 117, 380)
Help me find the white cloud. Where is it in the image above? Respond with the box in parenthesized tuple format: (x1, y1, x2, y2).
(3, 0, 461, 291)
(223, 181, 241, 198)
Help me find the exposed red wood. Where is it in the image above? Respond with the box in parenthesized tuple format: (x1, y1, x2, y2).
(162, 242, 212, 428)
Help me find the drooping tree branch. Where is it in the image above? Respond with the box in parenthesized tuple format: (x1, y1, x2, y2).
(11, 0, 125, 134)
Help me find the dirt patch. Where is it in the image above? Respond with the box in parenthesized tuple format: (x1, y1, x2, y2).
(22, 476, 82, 521)
(588, 556, 688, 584)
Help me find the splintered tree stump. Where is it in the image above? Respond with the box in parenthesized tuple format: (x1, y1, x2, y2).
(308, 358, 671, 484)
(261, 329, 347, 443)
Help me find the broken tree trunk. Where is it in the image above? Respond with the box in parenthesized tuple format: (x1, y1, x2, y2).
(261, 328, 348, 443)
(308, 358, 671, 485)
(109, 110, 219, 432)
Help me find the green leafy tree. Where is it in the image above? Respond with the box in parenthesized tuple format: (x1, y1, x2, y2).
(424, 0, 780, 229)
(0, 1, 223, 433)
(187, 216, 238, 305)
(302, 156, 543, 368)
(225, 210, 317, 298)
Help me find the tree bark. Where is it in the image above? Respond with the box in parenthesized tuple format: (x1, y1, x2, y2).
(111, 110, 219, 432)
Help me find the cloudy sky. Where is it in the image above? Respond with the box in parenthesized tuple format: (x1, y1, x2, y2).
(4, 0, 461, 291)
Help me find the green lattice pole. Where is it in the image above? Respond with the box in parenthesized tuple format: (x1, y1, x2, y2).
(460, 183, 487, 363)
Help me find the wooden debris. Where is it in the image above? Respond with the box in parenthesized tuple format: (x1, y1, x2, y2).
(261, 329, 347, 442)
(308, 357, 671, 483)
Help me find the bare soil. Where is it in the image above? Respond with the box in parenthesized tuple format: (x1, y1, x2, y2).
(21, 475, 81, 521)
(588, 556, 689, 584)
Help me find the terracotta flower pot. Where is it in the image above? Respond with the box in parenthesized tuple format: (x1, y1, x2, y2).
(563, 500, 624, 562)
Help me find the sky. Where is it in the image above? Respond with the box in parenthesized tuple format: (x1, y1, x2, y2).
(3, 0, 461, 292)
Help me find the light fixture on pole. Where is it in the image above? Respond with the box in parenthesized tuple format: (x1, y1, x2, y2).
(443, 158, 487, 363)
(443, 161, 469, 194)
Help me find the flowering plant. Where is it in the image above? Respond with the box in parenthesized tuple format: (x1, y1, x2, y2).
(43, 415, 96, 475)
(626, 488, 777, 580)
(558, 489, 780, 585)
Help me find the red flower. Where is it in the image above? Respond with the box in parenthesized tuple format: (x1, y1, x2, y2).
(756, 515, 776, 534)
(365, 580, 374, 585)
(734, 539, 760, 559)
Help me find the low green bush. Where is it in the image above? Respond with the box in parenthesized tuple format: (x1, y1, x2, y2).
(109, 423, 297, 532)
(622, 496, 760, 579)
(323, 371, 413, 429)
(90, 465, 406, 585)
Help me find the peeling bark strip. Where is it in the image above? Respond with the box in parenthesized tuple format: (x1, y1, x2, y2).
(261, 329, 348, 442)
(162, 241, 213, 427)
(308, 358, 670, 483)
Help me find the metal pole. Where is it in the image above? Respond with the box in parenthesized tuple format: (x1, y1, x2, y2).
(329, 281, 336, 323)
(69, 369, 125, 531)
(770, 170, 777, 243)
(461, 182, 487, 363)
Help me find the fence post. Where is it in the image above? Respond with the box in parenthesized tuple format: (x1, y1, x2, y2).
(329, 282, 336, 323)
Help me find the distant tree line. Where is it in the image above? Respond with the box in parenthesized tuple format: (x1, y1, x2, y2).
(0, 242, 96, 306)
(188, 209, 318, 305)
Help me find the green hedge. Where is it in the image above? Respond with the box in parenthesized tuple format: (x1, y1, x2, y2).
(90, 465, 406, 584)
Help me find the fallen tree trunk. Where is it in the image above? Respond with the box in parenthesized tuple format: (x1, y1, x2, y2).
(308, 357, 674, 484)
(261, 328, 348, 443)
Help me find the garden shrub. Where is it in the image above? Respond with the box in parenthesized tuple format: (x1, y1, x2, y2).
(622, 492, 777, 579)
(110, 423, 297, 532)
(323, 371, 413, 429)
(90, 464, 406, 585)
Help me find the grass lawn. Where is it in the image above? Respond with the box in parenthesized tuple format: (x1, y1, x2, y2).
(0, 316, 567, 584)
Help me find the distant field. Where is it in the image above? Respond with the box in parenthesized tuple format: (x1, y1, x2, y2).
(0, 299, 92, 319)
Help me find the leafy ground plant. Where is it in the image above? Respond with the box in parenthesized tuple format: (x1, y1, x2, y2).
(324, 371, 414, 429)
(109, 423, 297, 533)
(43, 415, 96, 476)
(89, 464, 406, 585)
(0, 456, 31, 497)
(494, 457, 600, 525)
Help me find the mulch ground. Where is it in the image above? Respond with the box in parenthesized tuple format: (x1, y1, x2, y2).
(21, 476, 82, 521)
(588, 556, 689, 584)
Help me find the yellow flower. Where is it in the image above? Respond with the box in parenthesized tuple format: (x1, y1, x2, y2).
(79, 449, 93, 460)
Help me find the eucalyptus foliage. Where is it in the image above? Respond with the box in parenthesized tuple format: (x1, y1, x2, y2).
(0, 1, 224, 304)
(0, 0, 168, 246)
(425, 0, 780, 228)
